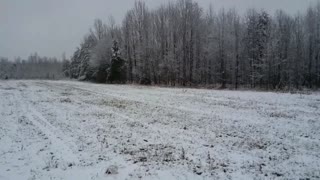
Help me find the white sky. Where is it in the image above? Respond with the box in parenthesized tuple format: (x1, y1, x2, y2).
(0, 0, 318, 60)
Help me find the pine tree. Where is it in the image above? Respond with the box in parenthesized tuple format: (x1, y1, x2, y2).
(245, 10, 270, 88)
(62, 59, 70, 77)
(107, 40, 126, 83)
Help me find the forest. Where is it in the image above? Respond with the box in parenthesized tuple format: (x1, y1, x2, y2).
(1, 0, 319, 90)
(0, 53, 64, 80)
(64, 0, 320, 90)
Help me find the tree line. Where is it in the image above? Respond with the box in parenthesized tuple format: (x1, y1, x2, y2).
(0, 53, 64, 80)
(65, 0, 319, 89)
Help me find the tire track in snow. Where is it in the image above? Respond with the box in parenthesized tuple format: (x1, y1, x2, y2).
(34, 81, 180, 140)
(5, 81, 137, 180)
(34, 81, 212, 149)
(16, 87, 80, 165)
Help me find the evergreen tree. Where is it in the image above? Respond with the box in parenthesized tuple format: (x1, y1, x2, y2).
(107, 40, 126, 83)
(62, 59, 70, 77)
(245, 10, 270, 88)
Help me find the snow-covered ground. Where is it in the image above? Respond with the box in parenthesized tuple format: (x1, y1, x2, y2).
(0, 80, 319, 180)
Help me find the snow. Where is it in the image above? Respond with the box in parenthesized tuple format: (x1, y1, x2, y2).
(0, 80, 319, 179)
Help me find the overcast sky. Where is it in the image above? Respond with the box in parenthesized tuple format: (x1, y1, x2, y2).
(0, 0, 318, 60)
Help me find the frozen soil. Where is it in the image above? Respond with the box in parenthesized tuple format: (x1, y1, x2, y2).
(0, 80, 319, 180)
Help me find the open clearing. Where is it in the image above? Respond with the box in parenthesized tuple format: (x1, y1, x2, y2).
(0, 80, 319, 179)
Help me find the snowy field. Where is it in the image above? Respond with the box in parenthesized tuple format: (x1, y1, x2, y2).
(0, 80, 319, 180)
